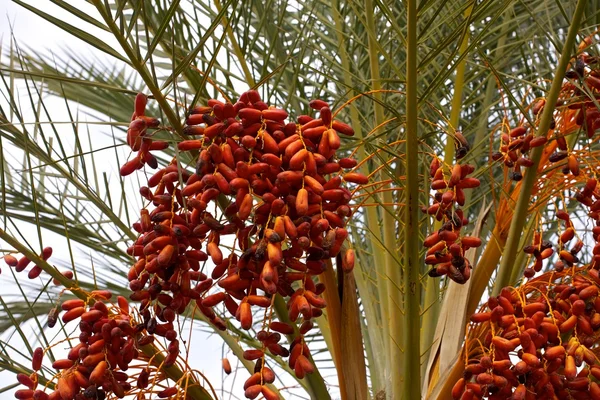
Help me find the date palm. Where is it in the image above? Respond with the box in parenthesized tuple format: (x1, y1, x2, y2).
(0, 0, 597, 399)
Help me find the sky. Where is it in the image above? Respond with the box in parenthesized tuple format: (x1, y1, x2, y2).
(0, 1, 327, 399)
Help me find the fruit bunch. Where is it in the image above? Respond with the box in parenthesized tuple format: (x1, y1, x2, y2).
(491, 124, 548, 182)
(454, 40, 600, 399)
(424, 156, 482, 284)
(119, 94, 167, 176)
(499, 49, 600, 281)
(486, 48, 600, 189)
(14, 293, 151, 400)
(489, 56, 589, 183)
(520, 232, 556, 278)
(7, 89, 363, 399)
(122, 90, 362, 397)
(454, 268, 600, 400)
(14, 291, 193, 400)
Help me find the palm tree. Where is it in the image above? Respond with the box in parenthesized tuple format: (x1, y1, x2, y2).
(0, 0, 598, 399)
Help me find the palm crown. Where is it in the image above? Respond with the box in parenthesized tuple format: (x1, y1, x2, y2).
(1, 1, 599, 399)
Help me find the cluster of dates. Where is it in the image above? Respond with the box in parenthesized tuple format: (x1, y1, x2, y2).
(569, 52, 600, 280)
(489, 56, 600, 182)
(424, 156, 482, 284)
(119, 94, 168, 176)
(455, 50, 600, 399)
(9, 88, 362, 399)
(521, 225, 586, 279)
(491, 124, 548, 182)
(520, 53, 600, 278)
(521, 232, 556, 278)
(14, 294, 180, 400)
(124, 90, 361, 397)
(503, 51, 600, 284)
(543, 54, 600, 179)
(568, 54, 600, 140)
(455, 268, 600, 400)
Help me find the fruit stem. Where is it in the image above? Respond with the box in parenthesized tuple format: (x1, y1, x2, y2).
(403, 0, 421, 398)
(315, 259, 346, 398)
(493, 0, 586, 295)
(339, 267, 369, 399)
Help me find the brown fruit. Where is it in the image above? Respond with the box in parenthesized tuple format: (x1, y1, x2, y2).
(342, 249, 355, 272)
(296, 188, 308, 216)
(62, 307, 85, 323)
(261, 386, 279, 400)
(565, 355, 576, 380)
(452, 378, 465, 399)
(239, 302, 252, 330)
(16, 373, 35, 389)
(90, 361, 107, 384)
(31, 348, 44, 371)
(52, 359, 74, 369)
(3, 254, 18, 266)
(57, 376, 77, 400)
(343, 172, 369, 185)
(245, 385, 262, 399)
(15, 389, 35, 399)
(332, 120, 354, 136)
(61, 299, 85, 311)
(222, 358, 232, 374)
